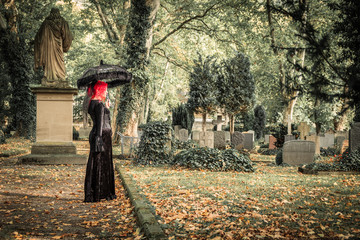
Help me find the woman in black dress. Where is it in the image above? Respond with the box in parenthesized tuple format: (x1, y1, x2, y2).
(84, 80, 116, 202)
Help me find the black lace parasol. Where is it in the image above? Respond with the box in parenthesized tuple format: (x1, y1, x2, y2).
(77, 60, 132, 89)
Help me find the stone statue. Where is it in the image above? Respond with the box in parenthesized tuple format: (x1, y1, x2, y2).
(34, 8, 73, 87)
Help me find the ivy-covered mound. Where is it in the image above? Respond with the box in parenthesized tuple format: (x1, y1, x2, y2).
(304, 148, 360, 172)
(135, 121, 172, 165)
(172, 147, 254, 172)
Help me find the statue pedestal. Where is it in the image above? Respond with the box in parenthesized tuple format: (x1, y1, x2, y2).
(19, 86, 87, 164)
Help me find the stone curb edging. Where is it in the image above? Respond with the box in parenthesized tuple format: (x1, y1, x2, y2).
(115, 163, 167, 240)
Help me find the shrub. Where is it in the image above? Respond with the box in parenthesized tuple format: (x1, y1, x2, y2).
(304, 148, 360, 172)
(275, 149, 283, 165)
(135, 121, 172, 165)
(73, 127, 79, 140)
(172, 147, 254, 172)
(172, 139, 198, 150)
(261, 148, 281, 156)
(171, 104, 194, 134)
(320, 147, 339, 157)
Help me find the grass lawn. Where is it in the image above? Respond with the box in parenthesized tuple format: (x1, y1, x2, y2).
(118, 156, 360, 239)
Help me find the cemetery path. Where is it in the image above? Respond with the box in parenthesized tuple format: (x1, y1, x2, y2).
(0, 156, 142, 240)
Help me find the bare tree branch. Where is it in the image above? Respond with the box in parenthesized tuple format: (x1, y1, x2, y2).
(152, 3, 218, 48)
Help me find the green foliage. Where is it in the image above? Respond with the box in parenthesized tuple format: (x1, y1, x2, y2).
(216, 52, 255, 116)
(305, 148, 360, 172)
(187, 54, 218, 116)
(116, 0, 153, 133)
(73, 127, 79, 140)
(172, 139, 198, 150)
(135, 121, 172, 165)
(173, 147, 254, 172)
(272, 124, 287, 148)
(320, 147, 339, 157)
(275, 149, 283, 166)
(237, 110, 255, 132)
(171, 104, 194, 134)
(0, 130, 5, 144)
(253, 105, 266, 140)
(261, 148, 281, 156)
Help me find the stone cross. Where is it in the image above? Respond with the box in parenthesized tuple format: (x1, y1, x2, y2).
(298, 122, 310, 140)
(212, 115, 225, 131)
(287, 116, 292, 135)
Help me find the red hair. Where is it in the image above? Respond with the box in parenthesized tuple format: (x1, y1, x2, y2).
(91, 80, 108, 101)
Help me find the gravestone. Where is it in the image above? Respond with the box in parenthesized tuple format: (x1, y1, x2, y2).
(335, 131, 349, 140)
(214, 131, 230, 149)
(284, 135, 296, 142)
(265, 134, 271, 144)
(320, 133, 335, 148)
(179, 129, 188, 142)
(192, 131, 214, 148)
(174, 125, 182, 140)
(243, 132, 254, 150)
(298, 122, 310, 140)
(212, 115, 225, 131)
(305, 134, 320, 154)
(78, 127, 91, 139)
(283, 140, 315, 165)
(350, 122, 360, 152)
(269, 135, 276, 149)
(246, 130, 255, 141)
(231, 131, 244, 150)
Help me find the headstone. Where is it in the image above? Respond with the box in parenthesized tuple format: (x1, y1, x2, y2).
(247, 130, 255, 141)
(320, 133, 335, 148)
(350, 122, 360, 152)
(269, 135, 276, 149)
(265, 134, 271, 144)
(78, 127, 91, 139)
(298, 122, 310, 140)
(284, 135, 296, 142)
(335, 136, 345, 148)
(214, 131, 230, 149)
(305, 134, 320, 154)
(192, 131, 214, 148)
(174, 125, 182, 139)
(179, 129, 189, 142)
(212, 115, 225, 131)
(335, 131, 349, 140)
(231, 131, 244, 150)
(282, 140, 315, 165)
(243, 132, 254, 150)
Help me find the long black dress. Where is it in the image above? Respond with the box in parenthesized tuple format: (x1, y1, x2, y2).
(84, 100, 116, 202)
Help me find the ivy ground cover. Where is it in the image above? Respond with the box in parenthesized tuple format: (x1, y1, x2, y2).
(118, 157, 360, 239)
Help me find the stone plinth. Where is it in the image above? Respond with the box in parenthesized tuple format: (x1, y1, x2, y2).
(283, 140, 315, 166)
(350, 122, 360, 152)
(19, 86, 86, 164)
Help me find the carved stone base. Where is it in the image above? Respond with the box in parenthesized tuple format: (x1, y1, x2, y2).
(19, 142, 87, 164)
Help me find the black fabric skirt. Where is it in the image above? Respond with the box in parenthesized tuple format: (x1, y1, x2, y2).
(84, 128, 116, 202)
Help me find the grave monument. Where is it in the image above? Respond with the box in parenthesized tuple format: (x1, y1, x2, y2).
(19, 8, 86, 164)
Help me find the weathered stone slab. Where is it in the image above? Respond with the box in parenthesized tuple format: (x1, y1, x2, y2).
(283, 140, 315, 166)
(231, 131, 244, 150)
(350, 122, 360, 152)
(335, 131, 349, 140)
(264, 134, 271, 144)
(214, 131, 230, 149)
(320, 133, 335, 148)
(243, 132, 254, 150)
(284, 135, 296, 142)
(174, 125, 181, 140)
(179, 129, 188, 142)
(192, 131, 214, 148)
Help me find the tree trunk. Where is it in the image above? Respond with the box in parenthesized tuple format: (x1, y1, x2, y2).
(116, 0, 160, 137)
(229, 114, 235, 135)
(202, 112, 207, 133)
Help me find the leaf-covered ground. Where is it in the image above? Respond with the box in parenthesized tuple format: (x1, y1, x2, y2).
(0, 139, 142, 240)
(120, 154, 360, 239)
